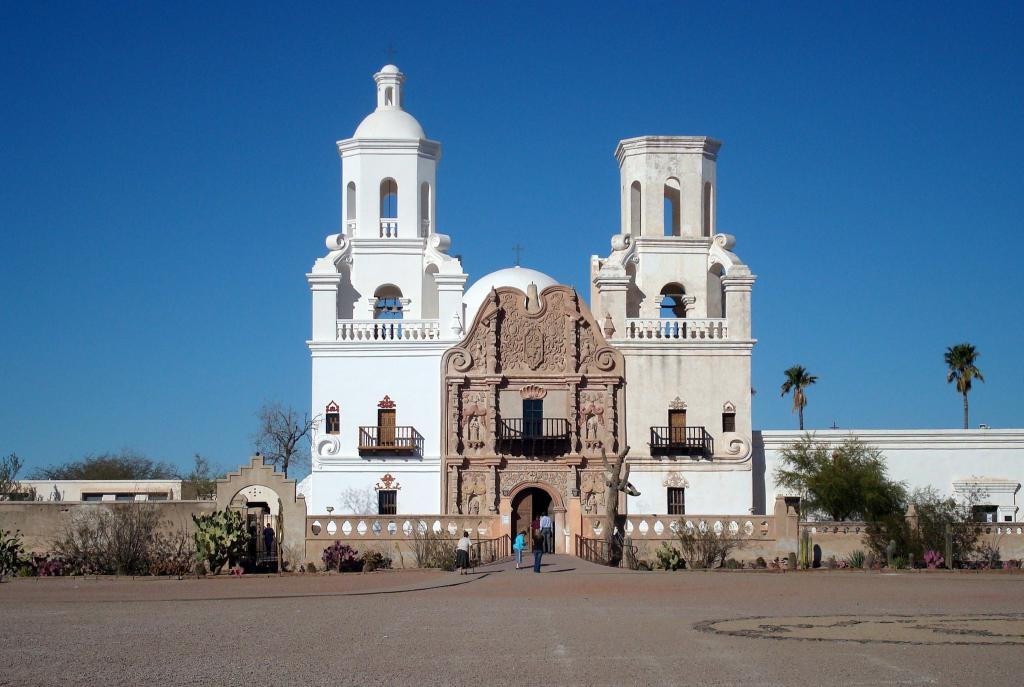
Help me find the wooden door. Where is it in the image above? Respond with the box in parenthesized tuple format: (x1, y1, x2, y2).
(668, 409, 686, 444)
(511, 491, 534, 551)
(378, 408, 396, 446)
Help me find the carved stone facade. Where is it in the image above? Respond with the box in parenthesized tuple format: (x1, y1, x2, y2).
(440, 285, 625, 514)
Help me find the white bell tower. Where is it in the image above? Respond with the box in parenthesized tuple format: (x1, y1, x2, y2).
(338, 64, 438, 241)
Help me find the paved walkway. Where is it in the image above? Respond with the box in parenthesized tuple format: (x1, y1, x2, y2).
(2, 565, 1023, 686)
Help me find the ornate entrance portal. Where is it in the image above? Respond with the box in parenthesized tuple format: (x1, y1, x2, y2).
(510, 487, 553, 551)
(440, 282, 627, 556)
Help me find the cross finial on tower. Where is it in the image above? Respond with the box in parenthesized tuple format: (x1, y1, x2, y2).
(513, 243, 523, 266)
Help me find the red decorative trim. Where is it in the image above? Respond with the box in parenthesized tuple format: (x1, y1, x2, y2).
(374, 473, 402, 491)
(377, 395, 396, 409)
(326, 400, 340, 413)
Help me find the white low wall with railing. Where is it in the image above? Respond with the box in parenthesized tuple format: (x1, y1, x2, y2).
(336, 319, 441, 341)
(618, 318, 728, 341)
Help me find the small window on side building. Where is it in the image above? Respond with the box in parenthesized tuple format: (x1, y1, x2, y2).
(378, 489, 397, 515)
(667, 487, 685, 515)
(722, 411, 736, 433)
(325, 401, 340, 435)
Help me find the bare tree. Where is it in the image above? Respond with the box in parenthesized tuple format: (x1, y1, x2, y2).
(0, 453, 35, 501)
(253, 402, 313, 479)
(339, 486, 378, 515)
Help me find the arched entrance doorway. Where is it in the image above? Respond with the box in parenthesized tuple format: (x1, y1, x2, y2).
(229, 484, 282, 572)
(510, 487, 553, 552)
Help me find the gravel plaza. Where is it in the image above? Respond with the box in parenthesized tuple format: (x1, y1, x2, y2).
(2, 556, 1023, 687)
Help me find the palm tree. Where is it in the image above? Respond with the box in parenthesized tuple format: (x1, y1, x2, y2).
(945, 343, 984, 429)
(781, 365, 818, 430)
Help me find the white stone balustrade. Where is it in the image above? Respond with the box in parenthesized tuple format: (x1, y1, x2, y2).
(379, 219, 399, 238)
(619, 318, 729, 341)
(336, 319, 440, 341)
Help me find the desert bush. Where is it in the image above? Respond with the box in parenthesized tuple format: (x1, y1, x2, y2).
(360, 550, 392, 572)
(754, 556, 767, 569)
(653, 542, 684, 571)
(723, 558, 741, 570)
(891, 555, 906, 570)
(322, 542, 361, 572)
(674, 521, 742, 569)
(409, 528, 456, 570)
(304, 562, 318, 574)
(53, 505, 165, 575)
(147, 529, 195, 576)
(846, 550, 865, 569)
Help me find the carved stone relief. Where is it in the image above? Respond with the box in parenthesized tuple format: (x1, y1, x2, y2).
(459, 471, 489, 515)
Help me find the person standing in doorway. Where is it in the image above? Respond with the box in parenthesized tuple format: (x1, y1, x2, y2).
(456, 530, 472, 574)
(513, 530, 526, 569)
(532, 529, 544, 572)
(539, 511, 554, 553)
(262, 523, 275, 561)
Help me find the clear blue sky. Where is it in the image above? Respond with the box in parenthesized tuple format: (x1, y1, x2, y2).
(2, 2, 1022, 477)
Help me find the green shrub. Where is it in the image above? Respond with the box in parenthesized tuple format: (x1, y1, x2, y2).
(755, 556, 767, 568)
(723, 558, 741, 570)
(360, 550, 392, 572)
(846, 550, 866, 569)
(0, 528, 27, 582)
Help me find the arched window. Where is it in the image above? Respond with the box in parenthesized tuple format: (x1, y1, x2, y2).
(384, 86, 394, 107)
(373, 284, 404, 320)
(702, 182, 714, 237)
(420, 182, 430, 237)
(659, 283, 687, 318)
(380, 179, 398, 218)
(325, 401, 340, 435)
(346, 182, 356, 231)
(664, 178, 681, 237)
(629, 181, 641, 236)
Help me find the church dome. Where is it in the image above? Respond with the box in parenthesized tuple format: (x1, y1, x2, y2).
(462, 266, 560, 326)
(353, 108, 426, 139)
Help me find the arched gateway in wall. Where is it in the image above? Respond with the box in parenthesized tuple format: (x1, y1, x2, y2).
(215, 455, 308, 567)
(440, 282, 625, 553)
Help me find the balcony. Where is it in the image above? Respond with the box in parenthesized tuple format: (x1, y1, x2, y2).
(650, 426, 714, 456)
(358, 426, 424, 455)
(620, 318, 728, 341)
(337, 319, 440, 341)
(379, 219, 399, 238)
(496, 418, 571, 457)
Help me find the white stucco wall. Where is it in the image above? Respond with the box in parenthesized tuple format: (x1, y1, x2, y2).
(627, 469, 751, 515)
(755, 429, 1024, 521)
(309, 463, 440, 515)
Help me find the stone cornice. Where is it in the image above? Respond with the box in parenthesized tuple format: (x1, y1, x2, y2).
(614, 341, 756, 354)
(615, 136, 722, 163)
(308, 341, 451, 356)
(306, 272, 342, 289)
(757, 429, 1024, 450)
(336, 137, 441, 160)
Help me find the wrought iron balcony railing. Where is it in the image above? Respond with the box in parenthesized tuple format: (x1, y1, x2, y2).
(358, 426, 424, 455)
(496, 418, 571, 457)
(649, 426, 714, 456)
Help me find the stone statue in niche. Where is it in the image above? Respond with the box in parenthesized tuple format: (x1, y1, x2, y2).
(471, 336, 486, 371)
(460, 392, 488, 452)
(580, 471, 606, 514)
(460, 471, 488, 515)
(579, 392, 606, 450)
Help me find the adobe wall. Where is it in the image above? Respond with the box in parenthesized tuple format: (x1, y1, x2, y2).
(0, 501, 216, 554)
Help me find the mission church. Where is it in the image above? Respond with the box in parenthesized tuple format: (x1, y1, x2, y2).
(298, 65, 1023, 551)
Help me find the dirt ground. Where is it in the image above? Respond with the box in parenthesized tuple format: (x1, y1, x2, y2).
(1, 555, 1023, 686)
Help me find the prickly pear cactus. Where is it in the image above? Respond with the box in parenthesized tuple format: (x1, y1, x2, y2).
(192, 509, 251, 574)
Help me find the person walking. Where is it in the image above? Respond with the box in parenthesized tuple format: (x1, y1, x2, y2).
(456, 530, 472, 574)
(532, 529, 544, 573)
(539, 511, 554, 553)
(513, 530, 526, 569)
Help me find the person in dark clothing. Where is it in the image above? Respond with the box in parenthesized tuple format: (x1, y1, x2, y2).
(262, 524, 275, 559)
(532, 530, 544, 572)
